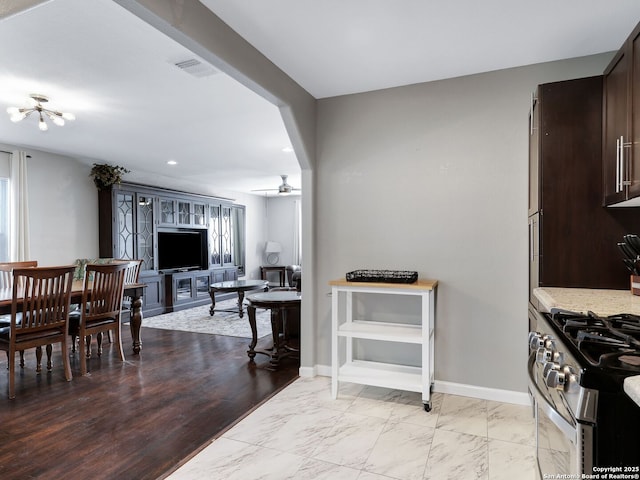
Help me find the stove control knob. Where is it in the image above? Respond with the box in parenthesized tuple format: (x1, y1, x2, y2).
(545, 368, 566, 389)
(546, 365, 578, 391)
(536, 347, 561, 365)
(529, 332, 549, 351)
(543, 361, 560, 378)
(536, 348, 553, 364)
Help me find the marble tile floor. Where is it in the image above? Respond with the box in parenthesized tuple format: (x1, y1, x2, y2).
(167, 376, 538, 480)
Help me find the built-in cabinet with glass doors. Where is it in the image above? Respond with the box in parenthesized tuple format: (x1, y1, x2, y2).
(98, 183, 245, 315)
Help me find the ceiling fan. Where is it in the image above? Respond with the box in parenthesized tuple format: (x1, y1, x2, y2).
(252, 175, 300, 195)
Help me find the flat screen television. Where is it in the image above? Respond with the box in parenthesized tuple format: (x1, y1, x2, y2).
(157, 230, 208, 271)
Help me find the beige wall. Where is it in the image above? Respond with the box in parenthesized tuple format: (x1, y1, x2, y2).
(313, 53, 621, 394)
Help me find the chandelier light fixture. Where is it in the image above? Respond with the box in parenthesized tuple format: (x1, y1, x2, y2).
(6, 94, 75, 131)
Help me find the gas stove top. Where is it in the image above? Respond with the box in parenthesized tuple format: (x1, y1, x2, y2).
(549, 308, 640, 374)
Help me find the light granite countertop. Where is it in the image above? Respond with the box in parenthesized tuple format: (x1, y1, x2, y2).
(533, 287, 640, 408)
(533, 286, 640, 316)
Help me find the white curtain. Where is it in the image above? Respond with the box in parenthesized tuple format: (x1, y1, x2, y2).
(292, 199, 302, 266)
(9, 151, 30, 261)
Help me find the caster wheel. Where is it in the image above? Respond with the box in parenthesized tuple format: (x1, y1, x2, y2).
(424, 402, 432, 412)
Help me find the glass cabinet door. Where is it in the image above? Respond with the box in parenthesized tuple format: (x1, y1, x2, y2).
(195, 273, 210, 298)
(208, 205, 221, 266)
(193, 203, 206, 227)
(116, 192, 135, 260)
(159, 198, 176, 225)
(136, 195, 154, 271)
(175, 277, 192, 302)
(221, 205, 233, 265)
(178, 200, 191, 225)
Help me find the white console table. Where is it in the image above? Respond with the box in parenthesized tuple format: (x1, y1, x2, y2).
(329, 278, 438, 411)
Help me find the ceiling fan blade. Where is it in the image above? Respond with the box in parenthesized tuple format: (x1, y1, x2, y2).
(252, 174, 300, 194)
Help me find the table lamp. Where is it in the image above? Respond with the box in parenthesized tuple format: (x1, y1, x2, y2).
(265, 241, 282, 265)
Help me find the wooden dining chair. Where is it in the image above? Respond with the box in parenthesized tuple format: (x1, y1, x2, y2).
(0, 260, 38, 289)
(69, 262, 128, 376)
(119, 259, 142, 286)
(0, 261, 38, 369)
(0, 265, 75, 399)
(70, 259, 142, 349)
(117, 259, 142, 315)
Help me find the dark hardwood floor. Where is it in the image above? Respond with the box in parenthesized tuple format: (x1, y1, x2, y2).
(0, 326, 299, 479)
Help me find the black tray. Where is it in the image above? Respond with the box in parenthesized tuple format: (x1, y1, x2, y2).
(345, 269, 418, 284)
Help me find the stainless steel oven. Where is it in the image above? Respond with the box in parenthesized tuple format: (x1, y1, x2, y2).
(528, 307, 640, 477)
(528, 353, 594, 476)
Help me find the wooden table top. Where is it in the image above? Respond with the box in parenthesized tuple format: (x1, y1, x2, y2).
(329, 278, 438, 290)
(0, 281, 145, 311)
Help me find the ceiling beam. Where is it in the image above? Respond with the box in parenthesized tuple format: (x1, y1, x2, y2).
(113, 0, 316, 170)
(0, 0, 51, 21)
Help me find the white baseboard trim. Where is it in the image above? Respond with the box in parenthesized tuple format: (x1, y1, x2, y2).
(298, 366, 317, 377)
(434, 380, 531, 406)
(304, 364, 531, 406)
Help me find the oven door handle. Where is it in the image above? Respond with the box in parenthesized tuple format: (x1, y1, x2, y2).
(527, 355, 577, 443)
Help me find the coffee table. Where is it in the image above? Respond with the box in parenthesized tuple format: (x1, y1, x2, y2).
(246, 290, 301, 368)
(209, 279, 269, 317)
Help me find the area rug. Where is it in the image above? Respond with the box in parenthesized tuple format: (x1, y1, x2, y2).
(138, 298, 272, 339)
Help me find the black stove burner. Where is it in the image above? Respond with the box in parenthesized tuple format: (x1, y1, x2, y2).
(549, 309, 640, 370)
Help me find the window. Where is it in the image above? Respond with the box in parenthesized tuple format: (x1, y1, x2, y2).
(0, 178, 8, 262)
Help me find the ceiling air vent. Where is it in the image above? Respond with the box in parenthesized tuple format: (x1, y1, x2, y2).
(172, 58, 219, 78)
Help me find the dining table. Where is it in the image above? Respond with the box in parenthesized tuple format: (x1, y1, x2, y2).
(0, 280, 146, 354)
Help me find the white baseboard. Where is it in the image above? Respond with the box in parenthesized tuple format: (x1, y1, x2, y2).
(298, 366, 317, 377)
(434, 380, 531, 406)
(304, 364, 531, 406)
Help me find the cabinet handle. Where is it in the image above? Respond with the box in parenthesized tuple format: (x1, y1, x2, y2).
(616, 137, 622, 192)
(622, 135, 632, 187)
(529, 220, 534, 262)
(529, 93, 536, 136)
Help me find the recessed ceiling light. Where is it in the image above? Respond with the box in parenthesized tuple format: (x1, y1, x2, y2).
(167, 160, 177, 165)
(282, 146, 293, 153)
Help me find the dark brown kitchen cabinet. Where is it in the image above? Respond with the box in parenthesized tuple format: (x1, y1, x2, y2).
(603, 21, 640, 205)
(529, 76, 639, 299)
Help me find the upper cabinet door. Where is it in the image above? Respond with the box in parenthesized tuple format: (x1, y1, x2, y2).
(159, 198, 177, 226)
(629, 26, 640, 199)
(177, 200, 192, 226)
(603, 21, 640, 205)
(193, 202, 207, 227)
(603, 48, 630, 205)
(177, 200, 207, 227)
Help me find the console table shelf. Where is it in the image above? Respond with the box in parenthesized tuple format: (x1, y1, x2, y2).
(330, 278, 438, 411)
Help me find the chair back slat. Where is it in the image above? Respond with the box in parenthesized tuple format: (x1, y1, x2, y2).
(82, 263, 128, 320)
(11, 266, 75, 342)
(125, 260, 142, 285)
